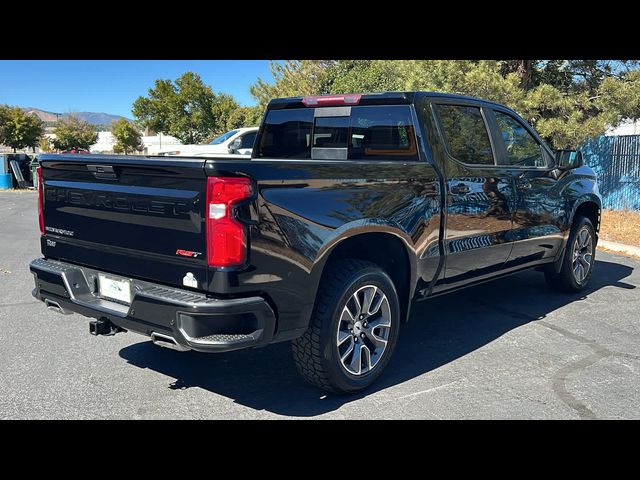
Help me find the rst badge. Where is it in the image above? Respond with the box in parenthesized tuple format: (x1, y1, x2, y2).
(176, 249, 202, 258)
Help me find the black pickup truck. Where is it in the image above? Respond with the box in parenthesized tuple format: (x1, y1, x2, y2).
(30, 92, 601, 393)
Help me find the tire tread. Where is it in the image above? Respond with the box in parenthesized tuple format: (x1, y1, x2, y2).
(545, 215, 595, 293)
(291, 259, 377, 392)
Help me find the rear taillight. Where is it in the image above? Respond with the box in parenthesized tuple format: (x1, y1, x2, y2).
(36, 166, 44, 235)
(302, 94, 362, 107)
(206, 176, 252, 268)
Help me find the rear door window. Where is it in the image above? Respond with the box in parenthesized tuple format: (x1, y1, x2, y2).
(255, 105, 418, 161)
(349, 106, 418, 160)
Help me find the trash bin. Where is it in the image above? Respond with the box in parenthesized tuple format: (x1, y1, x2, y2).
(0, 155, 7, 174)
(7, 154, 31, 188)
(30, 156, 40, 188)
(0, 173, 12, 190)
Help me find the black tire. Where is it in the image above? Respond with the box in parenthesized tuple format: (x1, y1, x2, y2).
(291, 259, 400, 394)
(545, 215, 596, 293)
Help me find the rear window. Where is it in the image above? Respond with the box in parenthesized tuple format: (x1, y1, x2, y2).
(313, 116, 349, 148)
(256, 109, 314, 159)
(255, 105, 418, 161)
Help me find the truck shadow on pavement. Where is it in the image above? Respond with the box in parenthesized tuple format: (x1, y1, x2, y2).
(119, 259, 635, 417)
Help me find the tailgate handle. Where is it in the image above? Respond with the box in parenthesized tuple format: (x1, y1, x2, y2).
(87, 164, 118, 180)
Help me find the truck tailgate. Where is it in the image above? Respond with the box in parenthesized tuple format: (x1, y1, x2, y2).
(40, 155, 208, 290)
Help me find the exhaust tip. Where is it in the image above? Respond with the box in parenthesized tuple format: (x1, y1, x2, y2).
(151, 332, 190, 352)
(44, 298, 70, 315)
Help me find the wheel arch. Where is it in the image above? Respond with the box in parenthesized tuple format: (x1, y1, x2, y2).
(553, 195, 601, 274)
(571, 197, 601, 234)
(308, 224, 417, 325)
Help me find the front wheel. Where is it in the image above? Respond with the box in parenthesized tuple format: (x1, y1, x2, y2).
(292, 259, 400, 394)
(545, 215, 596, 292)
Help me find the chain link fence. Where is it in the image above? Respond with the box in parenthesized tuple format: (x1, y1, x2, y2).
(581, 135, 640, 210)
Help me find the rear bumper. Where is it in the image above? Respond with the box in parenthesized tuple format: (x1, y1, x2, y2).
(29, 258, 276, 353)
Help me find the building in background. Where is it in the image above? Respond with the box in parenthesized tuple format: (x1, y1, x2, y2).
(90, 131, 182, 155)
(606, 119, 640, 136)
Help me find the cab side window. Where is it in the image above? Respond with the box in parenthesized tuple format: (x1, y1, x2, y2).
(436, 104, 495, 166)
(349, 106, 418, 160)
(494, 111, 546, 167)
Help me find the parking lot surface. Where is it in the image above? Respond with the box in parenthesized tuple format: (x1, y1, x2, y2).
(1, 191, 639, 419)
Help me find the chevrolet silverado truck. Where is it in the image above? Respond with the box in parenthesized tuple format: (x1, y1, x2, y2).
(30, 92, 601, 393)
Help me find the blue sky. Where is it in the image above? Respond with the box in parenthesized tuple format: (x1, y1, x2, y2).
(0, 60, 274, 118)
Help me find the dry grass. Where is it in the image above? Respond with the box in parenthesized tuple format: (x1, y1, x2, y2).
(599, 210, 640, 247)
(0, 188, 36, 194)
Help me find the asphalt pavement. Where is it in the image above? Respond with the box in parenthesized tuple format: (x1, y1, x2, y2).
(1, 190, 639, 419)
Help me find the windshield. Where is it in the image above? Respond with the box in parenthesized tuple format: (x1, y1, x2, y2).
(209, 129, 240, 145)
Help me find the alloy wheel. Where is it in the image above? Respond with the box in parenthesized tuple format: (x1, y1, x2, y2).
(572, 226, 593, 284)
(336, 285, 392, 376)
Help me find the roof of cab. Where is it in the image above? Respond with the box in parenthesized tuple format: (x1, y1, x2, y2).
(267, 91, 507, 110)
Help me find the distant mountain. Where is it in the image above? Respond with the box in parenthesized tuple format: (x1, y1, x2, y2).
(22, 107, 131, 126)
(23, 108, 59, 122)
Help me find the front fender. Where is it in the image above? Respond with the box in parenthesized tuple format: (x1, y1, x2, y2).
(551, 167, 601, 272)
(557, 166, 601, 230)
(569, 193, 602, 229)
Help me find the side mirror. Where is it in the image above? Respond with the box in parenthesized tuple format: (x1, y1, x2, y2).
(556, 149, 584, 170)
(228, 137, 242, 154)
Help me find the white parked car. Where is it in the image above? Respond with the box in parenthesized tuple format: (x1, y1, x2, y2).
(157, 127, 258, 157)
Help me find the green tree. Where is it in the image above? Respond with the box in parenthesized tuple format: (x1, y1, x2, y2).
(132, 72, 238, 144)
(0, 104, 10, 145)
(224, 105, 264, 130)
(328, 60, 404, 93)
(0, 107, 45, 152)
(110, 118, 143, 154)
(210, 93, 240, 135)
(250, 61, 337, 107)
(251, 60, 640, 148)
(39, 136, 52, 152)
(52, 116, 98, 151)
(131, 78, 174, 135)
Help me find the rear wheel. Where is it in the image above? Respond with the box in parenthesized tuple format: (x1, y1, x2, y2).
(291, 259, 400, 394)
(545, 216, 596, 292)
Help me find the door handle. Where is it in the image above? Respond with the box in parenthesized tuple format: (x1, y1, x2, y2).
(87, 164, 118, 180)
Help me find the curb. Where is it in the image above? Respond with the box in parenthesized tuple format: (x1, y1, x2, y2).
(597, 239, 640, 257)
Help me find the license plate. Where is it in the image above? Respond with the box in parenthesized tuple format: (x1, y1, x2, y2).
(98, 274, 132, 304)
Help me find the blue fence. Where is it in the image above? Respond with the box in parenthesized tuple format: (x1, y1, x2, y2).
(581, 135, 640, 210)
